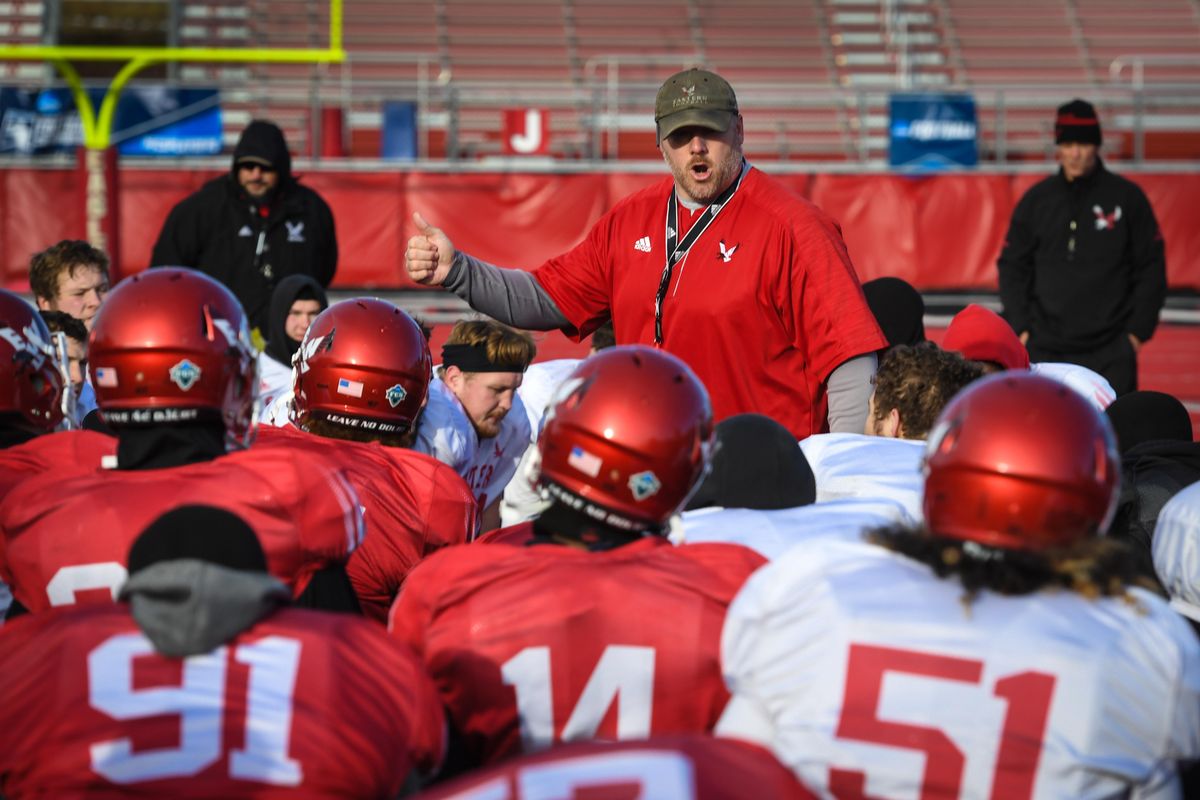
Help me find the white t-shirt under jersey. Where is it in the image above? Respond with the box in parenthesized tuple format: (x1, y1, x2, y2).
(719, 538, 1200, 799)
(677, 497, 912, 560)
(415, 377, 531, 512)
(799, 433, 926, 522)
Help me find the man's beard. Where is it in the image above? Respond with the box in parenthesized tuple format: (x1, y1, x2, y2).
(669, 147, 743, 204)
(473, 412, 506, 439)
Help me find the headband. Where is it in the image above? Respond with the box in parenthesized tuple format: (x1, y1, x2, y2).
(441, 342, 528, 373)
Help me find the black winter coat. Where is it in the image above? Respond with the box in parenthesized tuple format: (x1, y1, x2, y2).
(150, 175, 337, 333)
(997, 159, 1165, 353)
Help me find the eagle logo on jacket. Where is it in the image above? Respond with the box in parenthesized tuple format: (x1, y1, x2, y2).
(1093, 205, 1122, 231)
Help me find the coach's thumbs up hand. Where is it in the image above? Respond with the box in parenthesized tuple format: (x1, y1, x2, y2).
(406, 212, 456, 286)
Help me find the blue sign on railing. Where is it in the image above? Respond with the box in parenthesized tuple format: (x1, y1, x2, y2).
(889, 93, 978, 171)
(0, 86, 222, 156)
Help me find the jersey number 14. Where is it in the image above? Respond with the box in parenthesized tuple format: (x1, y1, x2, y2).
(502, 645, 656, 751)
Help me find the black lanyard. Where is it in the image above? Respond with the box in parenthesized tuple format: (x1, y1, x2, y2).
(654, 167, 745, 345)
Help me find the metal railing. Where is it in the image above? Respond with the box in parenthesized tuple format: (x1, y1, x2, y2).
(4, 50, 1200, 166)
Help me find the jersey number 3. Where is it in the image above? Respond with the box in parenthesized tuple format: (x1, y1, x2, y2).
(832, 643, 1055, 800)
(87, 632, 303, 786)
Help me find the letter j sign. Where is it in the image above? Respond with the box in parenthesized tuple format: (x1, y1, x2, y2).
(503, 108, 551, 155)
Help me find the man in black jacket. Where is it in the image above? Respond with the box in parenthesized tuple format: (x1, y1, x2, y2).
(997, 99, 1166, 395)
(150, 119, 337, 336)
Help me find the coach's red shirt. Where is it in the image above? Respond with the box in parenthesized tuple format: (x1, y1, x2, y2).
(255, 425, 478, 622)
(0, 446, 363, 613)
(0, 604, 443, 799)
(534, 168, 886, 439)
(389, 537, 766, 766)
(416, 735, 816, 800)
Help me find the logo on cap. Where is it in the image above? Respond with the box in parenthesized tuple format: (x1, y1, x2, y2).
(169, 359, 202, 391)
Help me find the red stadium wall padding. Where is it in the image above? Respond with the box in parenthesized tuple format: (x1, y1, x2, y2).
(810, 174, 1013, 288)
(2, 167, 1198, 292)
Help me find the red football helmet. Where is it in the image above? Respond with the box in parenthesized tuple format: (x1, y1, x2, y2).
(923, 372, 1120, 550)
(0, 289, 64, 434)
(88, 268, 258, 447)
(536, 346, 714, 532)
(292, 298, 431, 435)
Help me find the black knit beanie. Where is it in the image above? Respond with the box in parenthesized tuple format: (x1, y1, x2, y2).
(862, 277, 926, 349)
(1105, 390, 1193, 453)
(128, 505, 268, 575)
(1055, 99, 1102, 146)
(685, 413, 816, 511)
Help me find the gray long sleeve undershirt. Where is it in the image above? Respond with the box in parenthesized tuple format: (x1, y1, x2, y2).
(443, 251, 569, 330)
(443, 249, 876, 432)
(825, 353, 877, 434)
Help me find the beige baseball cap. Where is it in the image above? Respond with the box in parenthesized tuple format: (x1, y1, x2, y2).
(654, 68, 739, 140)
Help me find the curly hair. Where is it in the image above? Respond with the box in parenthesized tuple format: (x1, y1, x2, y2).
(38, 309, 88, 343)
(870, 342, 983, 439)
(868, 523, 1162, 605)
(29, 240, 110, 303)
(591, 320, 616, 351)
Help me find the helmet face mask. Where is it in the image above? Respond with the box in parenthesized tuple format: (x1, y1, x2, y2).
(291, 298, 431, 438)
(535, 346, 714, 533)
(0, 290, 65, 434)
(922, 372, 1120, 551)
(87, 268, 259, 449)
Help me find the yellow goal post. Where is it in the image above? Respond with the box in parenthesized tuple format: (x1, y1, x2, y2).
(0, 0, 345, 150)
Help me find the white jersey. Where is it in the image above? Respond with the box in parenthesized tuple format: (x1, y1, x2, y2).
(256, 351, 294, 413)
(415, 377, 531, 511)
(517, 358, 582, 438)
(501, 358, 582, 527)
(1031, 362, 1116, 412)
(676, 498, 912, 560)
(260, 388, 294, 427)
(1152, 480, 1200, 623)
(719, 539, 1200, 799)
(799, 433, 926, 522)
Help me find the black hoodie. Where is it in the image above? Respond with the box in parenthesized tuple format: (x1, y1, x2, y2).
(997, 158, 1166, 352)
(264, 274, 329, 365)
(149, 120, 337, 333)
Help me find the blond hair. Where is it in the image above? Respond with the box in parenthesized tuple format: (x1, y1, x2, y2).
(438, 319, 536, 377)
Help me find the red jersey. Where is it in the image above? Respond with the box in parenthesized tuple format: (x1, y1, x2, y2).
(254, 425, 479, 622)
(0, 446, 363, 613)
(0, 603, 444, 799)
(533, 169, 886, 439)
(476, 520, 536, 546)
(389, 537, 766, 766)
(0, 429, 116, 502)
(415, 735, 816, 800)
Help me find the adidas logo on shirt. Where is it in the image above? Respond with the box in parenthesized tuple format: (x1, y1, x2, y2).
(237, 225, 254, 237)
(633, 236, 652, 253)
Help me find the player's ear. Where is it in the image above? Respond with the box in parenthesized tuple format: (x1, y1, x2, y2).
(443, 364, 465, 392)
